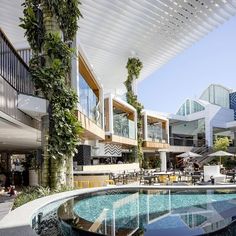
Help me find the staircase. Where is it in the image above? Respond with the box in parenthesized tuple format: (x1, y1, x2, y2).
(191, 146, 214, 165)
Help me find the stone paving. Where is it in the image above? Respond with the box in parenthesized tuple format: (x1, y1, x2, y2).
(0, 194, 15, 221)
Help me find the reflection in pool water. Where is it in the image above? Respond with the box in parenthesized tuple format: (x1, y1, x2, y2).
(58, 189, 236, 236)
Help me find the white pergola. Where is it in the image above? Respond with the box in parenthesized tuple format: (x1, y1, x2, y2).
(1, 0, 236, 93)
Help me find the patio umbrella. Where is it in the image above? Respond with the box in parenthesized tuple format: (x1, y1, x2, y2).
(176, 151, 202, 161)
(177, 151, 202, 158)
(208, 150, 234, 164)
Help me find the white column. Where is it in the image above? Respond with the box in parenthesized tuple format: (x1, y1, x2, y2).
(205, 119, 213, 147)
(143, 112, 148, 141)
(159, 150, 167, 172)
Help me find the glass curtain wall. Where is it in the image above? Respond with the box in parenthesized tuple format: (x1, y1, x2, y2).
(79, 74, 101, 126)
(200, 84, 230, 108)
(169, 119, 205, 147)
(177, 99, 205, 116)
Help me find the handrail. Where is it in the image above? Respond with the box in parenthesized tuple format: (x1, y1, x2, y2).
(0, 28, 35, 95)
(169, 136, 205, 147)
(88, 208, 108, 233)
(0, 28, 29, 68)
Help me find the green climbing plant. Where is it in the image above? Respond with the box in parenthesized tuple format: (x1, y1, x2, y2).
(20, 0, 83, 188)
(124, 58, 144, 163)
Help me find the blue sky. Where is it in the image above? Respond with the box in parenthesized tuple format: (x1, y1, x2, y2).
(138, 15, 236, 114)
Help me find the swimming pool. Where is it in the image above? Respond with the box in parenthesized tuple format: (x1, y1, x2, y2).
(57, 188, 236, 236)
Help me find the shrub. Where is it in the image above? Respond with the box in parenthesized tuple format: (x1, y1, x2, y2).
(13, 185, 74, 210)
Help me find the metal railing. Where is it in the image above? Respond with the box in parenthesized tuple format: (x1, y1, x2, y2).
(0, 28, 35, 95)
(17, 48, 32, 66)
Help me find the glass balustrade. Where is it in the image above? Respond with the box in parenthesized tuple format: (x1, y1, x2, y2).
(113, 112, 136, 139)
(147, 123, 168, 143)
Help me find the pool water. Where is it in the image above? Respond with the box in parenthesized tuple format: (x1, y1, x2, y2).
(58, 189, 236, 236)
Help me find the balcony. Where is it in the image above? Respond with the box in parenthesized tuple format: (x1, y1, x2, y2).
(0, 28, 35, 96)
(104, 94, 137, 146)
(142, 112, 169, 150)
(77, 54, 105, 140)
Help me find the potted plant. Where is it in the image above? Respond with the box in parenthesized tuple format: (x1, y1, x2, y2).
(27, 152, 39, 186)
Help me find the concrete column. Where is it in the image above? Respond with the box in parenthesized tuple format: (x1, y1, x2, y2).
(159, 150, 167, 172)
(205, 119, 213, 147)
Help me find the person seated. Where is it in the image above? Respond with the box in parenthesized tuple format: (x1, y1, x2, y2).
(193, 161, 200, 171)
(7, 185, 16, 196)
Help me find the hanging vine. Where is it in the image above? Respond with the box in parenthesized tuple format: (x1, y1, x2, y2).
(20, 0, 83, 187)
(124, 58, 144, 163)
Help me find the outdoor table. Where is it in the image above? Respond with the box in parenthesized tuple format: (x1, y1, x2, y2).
(143, 176, 155, 185)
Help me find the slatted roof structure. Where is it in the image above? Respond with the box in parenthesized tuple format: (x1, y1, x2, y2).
(78, 0, 236, 92)
(1, 0, 236, 93)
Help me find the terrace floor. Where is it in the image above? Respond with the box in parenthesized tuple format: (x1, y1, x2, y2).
(0, 194, 15, 220)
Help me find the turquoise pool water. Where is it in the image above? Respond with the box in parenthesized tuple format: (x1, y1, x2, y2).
(58, 189, 236, 236)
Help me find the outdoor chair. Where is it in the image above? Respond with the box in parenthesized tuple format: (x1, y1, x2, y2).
(169, 175, 178, 183)
(139, 177, 149, 185)
(158, 175, 168, 184)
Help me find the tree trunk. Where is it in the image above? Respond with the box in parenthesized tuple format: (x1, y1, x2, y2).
(41, 115, 49, 187)
(41, 3, 64, 189)
(66, 155, 74, 187)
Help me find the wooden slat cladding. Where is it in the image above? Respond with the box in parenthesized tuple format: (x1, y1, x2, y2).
(143, 141, 169, 149)
(77, 110, 105, 140)
(79, 54, 99, 98)
(113, 100, 135, 121)
(0, 75, 39, 129)
(105, 134, 137, 147)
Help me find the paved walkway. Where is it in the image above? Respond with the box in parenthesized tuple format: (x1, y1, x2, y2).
(0, 194, 15, 221)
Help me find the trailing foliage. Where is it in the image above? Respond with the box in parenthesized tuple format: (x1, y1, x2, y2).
(124, 58, 144, 162)
(20, 0, 44, 52)
(20, 0, 83, 186)
(44, 0, 83, 41)
(13, 186, 74, 209)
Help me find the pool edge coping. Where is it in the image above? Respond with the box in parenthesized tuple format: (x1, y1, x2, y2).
(1, 184, 236, 235)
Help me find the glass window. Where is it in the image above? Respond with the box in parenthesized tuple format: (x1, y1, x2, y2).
(186, 99, 190, 115)
(79, 74, 100, 125)
(177, 104, 185, 116)
(177, 100, 204, 116)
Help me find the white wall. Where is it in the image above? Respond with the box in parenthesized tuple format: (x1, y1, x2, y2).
(169, 104, 235, 147)
(205, 105, 234, 146)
